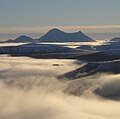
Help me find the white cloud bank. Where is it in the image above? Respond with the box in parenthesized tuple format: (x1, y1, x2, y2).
(0, 56, 120, 119)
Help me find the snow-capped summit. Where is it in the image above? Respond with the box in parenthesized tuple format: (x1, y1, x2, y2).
(36, 28, 95, 42)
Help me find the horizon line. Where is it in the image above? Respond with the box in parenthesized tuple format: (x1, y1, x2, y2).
(1, 25, 120, 34)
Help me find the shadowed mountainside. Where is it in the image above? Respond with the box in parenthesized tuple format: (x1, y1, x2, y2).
(59, 61, 120, 80)
(36, 28, 95, 42)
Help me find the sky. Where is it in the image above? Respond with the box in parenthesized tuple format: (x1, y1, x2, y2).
(0, 0, 120, 35)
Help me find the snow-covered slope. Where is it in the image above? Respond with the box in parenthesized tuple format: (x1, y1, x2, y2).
(95, 40, 120, 51)
(37, 28, 95, 42)
(76, 45, 95, 50)
(73, 49, 120, 61)
(59, 61, 120, 80)
(110, 37, 120, 42)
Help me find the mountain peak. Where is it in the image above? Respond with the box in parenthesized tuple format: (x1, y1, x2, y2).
(77, 31, 82, 33)
(47, 28, 64, 34)
(37, 29, 95, 42)
(49, 28, 61, 31)
(74, 31, 83, 34)
(9, 35, 34, 43)
(16, 35, 31, 39)
(49, 28, 82, 34)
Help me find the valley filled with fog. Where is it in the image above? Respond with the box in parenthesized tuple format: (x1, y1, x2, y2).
(0, 29, 120, 119)
(1, 0, 120, 118)
(0, 56, 120, 119)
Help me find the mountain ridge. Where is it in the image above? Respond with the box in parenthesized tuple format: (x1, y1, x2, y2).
(0, 28, 95, 43)
(37, 28, 95, 42)
(0, 35, 34, 43)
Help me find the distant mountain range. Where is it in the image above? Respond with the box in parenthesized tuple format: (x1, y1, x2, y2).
(0, 28, 95, 43)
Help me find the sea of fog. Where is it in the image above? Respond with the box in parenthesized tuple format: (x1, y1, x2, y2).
(0, 56, 120, 119)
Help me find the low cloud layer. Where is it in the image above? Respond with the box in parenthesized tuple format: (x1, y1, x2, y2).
(0, 56, 120, 119)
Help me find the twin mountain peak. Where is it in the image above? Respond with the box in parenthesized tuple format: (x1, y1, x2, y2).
(3, 28, 95, 43)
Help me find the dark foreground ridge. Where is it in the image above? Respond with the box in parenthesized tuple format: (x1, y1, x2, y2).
(58, 61, 120, 80)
